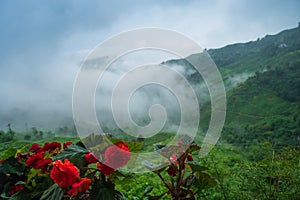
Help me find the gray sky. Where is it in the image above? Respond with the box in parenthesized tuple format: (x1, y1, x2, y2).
(0, 0, 299, 130)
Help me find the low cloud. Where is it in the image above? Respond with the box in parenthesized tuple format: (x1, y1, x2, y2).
(0, 0, 299, 130)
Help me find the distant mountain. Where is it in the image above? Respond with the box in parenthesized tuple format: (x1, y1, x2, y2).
(219, 62, 300, 150)
(163, 24, 300, 149)
(211, 26, 300, 148)
(164, 24, 300, 90)
(208, 24, 300, 68)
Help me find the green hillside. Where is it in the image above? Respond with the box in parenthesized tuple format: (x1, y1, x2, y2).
(164, 24, 300, 89)
(222, 64, 300, 150)
(208, 24, 300, 76)
(196, 25, 300, 151)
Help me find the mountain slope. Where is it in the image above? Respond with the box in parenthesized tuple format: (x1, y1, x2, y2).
(167, 24, 300, 149)
(164, 24, 300, 90)
(198, 55, 300, 150)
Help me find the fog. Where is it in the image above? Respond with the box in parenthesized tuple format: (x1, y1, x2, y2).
(1, 0, 299, 131)
(79, 50, 208, 136)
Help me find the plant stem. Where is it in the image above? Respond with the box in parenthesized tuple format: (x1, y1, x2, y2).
(157, 172, 171, 191)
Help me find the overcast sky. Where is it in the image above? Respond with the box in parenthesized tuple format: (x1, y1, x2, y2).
(0, 0, 299, 130)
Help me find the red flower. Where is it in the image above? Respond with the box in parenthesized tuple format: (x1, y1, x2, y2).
(63, 142, 73, 149)
(85, 152, 98, 163)
(97, 162, 101, 169)
(26, 152, 51, 170)
(67, 178, 92, 196)
(16, 153, 28, 160)
(167, 154, 179, 166)
(104, 142, 130, 169)
(26, 151, 44, 167)
(29, 143, 42, 153)
(98, 162, 115, 175)
(50, 159, 79, 188)
(10, 185, 24, 195)
(187, 153, 193, 161)
(178, 139, 183, 145)
(0, 159, 5, 163)
(36, 158, 52, 170)
(167, 166, 177, 177)
(43, 142, 61, 153)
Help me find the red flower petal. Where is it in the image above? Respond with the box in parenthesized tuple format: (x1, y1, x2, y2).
(29, 143, 42, 153)
(100, 163, 115, 175)
(26, 151, 45, 168)
(43, 142, 61, 153)
(85, 152, 98, 163)
(104, 142, 130, 169)
(10, 185, 24, 195)
(67, 177, 92, 196)
(50, 159, 79, 188)
(187, 153, 193, 161)
(63, 142, 73, 149)
(167, 166, 177, 177)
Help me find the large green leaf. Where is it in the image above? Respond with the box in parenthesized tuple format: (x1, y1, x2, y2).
(27, 168, 41, 183)
(9, 189, 31, 200)
(1, 148, 17, 160)
(53, 144, 89, 169)
(40, 184, 63, 200)
(83, 134, 111, 150)
(126, 141, 144, 153)
(109, 171, 134, 185)
(0, 157, 25, 176)
(186, 161, 208, 172)
(195, 172, 217, 190)
(30, 176, 55, 199)
(89, 181, 115, 200)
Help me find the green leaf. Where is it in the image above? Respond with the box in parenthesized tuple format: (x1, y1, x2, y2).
(146, 194, 165, 200)
(186, 161, 208, 172)
(30, 176, 55, 199)
(1, 181, 29, 200)
(186, 174, 196, 185)
(153, 144, 166, 151)
(109, 171, 134, 185)
(54, 144, 89, 169)
(186, 145, 201, 153)
(1, 148, 17, 159)
(18, 144, 31, 154)
(27, 168, 41, 183)
(40, 184, 63, 200)
(9, 189, 31, 200)
(126, 141, 144, 153)
(195, 172, 217, 190)
(89, 181, 115, 200)
(75, 141, 86, 149)
(115, 190, 127, 200)
(1, 181, 13, 198)
(144, 186, 153, 194)
(15, 181, 26, 185)
(0, 193, 9, 199)
(83, 134, 111, 150)
(143, 186, 153, 196)
(0, 157, 25, 176)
